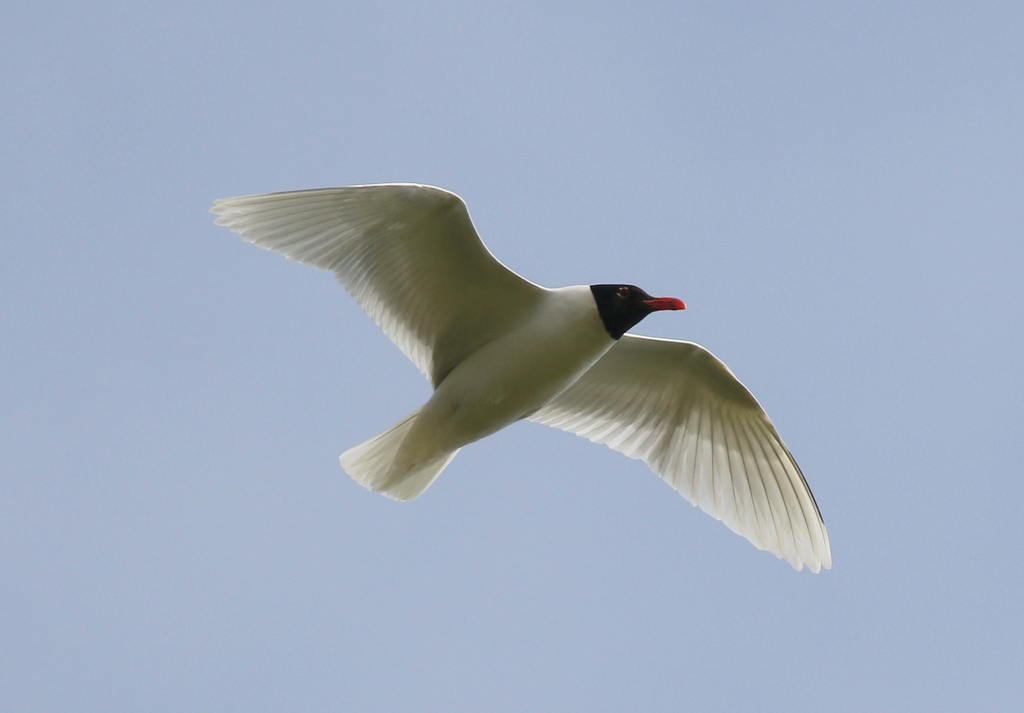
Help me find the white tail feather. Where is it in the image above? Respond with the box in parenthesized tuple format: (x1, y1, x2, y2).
(340, 410, 459, 500)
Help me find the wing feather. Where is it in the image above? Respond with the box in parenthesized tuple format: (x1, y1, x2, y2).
(530, 334, 831, 572)
(213, 184, 544, 384)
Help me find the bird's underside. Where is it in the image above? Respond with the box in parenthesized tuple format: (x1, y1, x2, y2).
(212, 183, 831, 572)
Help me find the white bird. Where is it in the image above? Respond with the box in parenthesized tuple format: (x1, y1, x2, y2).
(212, 184, 831, 572)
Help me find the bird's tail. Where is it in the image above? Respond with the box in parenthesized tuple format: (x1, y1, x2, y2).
(340, 410, 459, 501)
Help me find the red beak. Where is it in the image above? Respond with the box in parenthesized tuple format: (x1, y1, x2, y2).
(643, 297, 686, 311)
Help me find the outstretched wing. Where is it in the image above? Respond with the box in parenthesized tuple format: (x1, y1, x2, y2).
(213, 184, 545, 386)
(530, 334, 831, 572)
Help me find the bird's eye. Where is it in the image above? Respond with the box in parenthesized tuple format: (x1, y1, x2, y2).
(617, 286, 632, 299)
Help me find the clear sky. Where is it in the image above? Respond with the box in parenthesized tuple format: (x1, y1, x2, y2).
(3, 1, 1022, 710)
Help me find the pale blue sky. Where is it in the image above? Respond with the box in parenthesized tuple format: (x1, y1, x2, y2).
(3, 2, 1022, 710)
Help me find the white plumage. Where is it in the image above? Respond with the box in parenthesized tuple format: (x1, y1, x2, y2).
(212, 183, 831, 572)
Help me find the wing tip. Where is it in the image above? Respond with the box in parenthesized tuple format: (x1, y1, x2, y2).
(783, 532, 832, 573)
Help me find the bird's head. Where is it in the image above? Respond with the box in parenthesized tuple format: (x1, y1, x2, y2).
(590, 284, 686, 339)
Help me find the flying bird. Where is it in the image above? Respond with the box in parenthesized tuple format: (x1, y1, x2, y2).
(212, 184, 831, 572)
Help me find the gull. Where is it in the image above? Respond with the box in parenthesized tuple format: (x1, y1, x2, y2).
(212, 184, 831, 571)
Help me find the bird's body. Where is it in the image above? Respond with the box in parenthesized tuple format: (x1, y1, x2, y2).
(352, 285, 614, 499)
(213, 184, 832, 572)
(416, 284, 613, 452)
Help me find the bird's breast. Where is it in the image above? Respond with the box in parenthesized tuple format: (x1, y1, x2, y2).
(419, 286, 614, 450)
